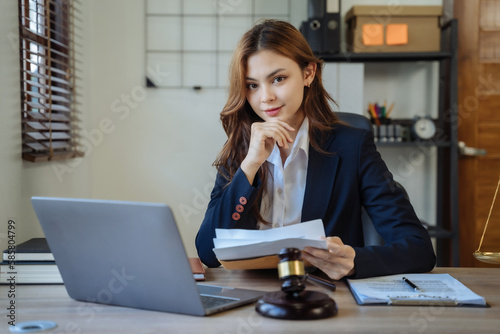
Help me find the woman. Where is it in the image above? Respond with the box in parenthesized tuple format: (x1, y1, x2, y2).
(195, 19, 435, 279)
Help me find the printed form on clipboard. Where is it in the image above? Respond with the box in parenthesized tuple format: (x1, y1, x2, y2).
(212, 219, 327, 269)
(347, 273, 487, 307)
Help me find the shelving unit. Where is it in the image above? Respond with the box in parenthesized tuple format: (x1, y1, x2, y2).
(320, 20, 459, 266)
(322, 51, 452, 62)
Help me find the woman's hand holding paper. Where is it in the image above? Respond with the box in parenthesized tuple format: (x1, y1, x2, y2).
(302, 236, 356, 280)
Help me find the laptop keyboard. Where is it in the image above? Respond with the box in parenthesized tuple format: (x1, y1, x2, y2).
(200, 295, 238, 309)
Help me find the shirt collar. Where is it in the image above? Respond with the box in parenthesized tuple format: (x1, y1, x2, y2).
(294, 117, 310, 159)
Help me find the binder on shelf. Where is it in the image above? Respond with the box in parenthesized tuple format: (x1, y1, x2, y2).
(301, 0, 340, 55)
(324, 0, 341, 54)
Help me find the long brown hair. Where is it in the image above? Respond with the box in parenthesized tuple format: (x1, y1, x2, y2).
(214, 19, 339, 223)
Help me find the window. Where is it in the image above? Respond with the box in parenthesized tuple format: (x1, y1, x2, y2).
(18, 0, 82, 162)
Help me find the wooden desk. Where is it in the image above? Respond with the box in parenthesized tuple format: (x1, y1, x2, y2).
(2, 268, 499, 333)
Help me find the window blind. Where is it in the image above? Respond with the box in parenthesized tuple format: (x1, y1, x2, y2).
(18, 0, 83, 162)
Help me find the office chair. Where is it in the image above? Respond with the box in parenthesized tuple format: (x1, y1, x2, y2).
(335, 112, 410, 246)
(336, 112, 373, 132)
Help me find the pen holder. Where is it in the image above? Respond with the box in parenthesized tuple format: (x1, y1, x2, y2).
(255, 248, 338, 320)
(371, 118, 410, 143)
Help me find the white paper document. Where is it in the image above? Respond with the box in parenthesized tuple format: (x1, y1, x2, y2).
(213, 219, 327, 261)
(347, 273, 487, 307)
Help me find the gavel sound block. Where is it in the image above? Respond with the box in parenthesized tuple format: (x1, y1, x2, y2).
(255, 248, 338, 320)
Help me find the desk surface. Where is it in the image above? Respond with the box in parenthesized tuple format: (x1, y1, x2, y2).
(2, 267, 500, 334)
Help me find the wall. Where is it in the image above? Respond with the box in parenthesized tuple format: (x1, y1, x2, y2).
(81, 0, 220, 256)
(0, 1, 92, 252)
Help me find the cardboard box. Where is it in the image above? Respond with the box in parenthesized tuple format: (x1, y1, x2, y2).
(345, 6, 442, 53)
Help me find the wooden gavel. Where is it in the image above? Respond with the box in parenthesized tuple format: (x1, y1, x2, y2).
(255, 248, 338, 320)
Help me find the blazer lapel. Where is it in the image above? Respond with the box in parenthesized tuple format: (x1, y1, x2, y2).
(301, 132, 339, 222)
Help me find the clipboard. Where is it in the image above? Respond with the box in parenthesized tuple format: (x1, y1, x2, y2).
(219, 255, 279, 270)
(346, 273, 488, 307)
(220, 255, 313, 270)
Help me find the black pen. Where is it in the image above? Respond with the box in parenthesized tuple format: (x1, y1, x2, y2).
(402, 277, 421, 292)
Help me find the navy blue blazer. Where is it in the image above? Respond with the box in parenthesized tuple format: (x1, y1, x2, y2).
(195, 123, 436, 278)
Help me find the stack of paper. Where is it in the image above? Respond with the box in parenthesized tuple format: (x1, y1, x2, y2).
(213, 219, 327, 261)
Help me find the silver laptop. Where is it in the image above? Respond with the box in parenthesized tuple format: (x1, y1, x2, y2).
(31, 197, 264, 316)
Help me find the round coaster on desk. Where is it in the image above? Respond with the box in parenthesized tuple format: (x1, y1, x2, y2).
(9, 321, 57, 333)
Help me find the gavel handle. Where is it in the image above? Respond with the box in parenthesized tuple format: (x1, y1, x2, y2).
(306, 274, 337, 291)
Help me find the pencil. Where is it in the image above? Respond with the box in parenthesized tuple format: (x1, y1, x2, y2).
(386, 103, 395, 118)
(368, 104, 381, 126)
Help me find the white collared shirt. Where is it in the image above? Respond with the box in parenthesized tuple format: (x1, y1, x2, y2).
(258, 117, 309, 229)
